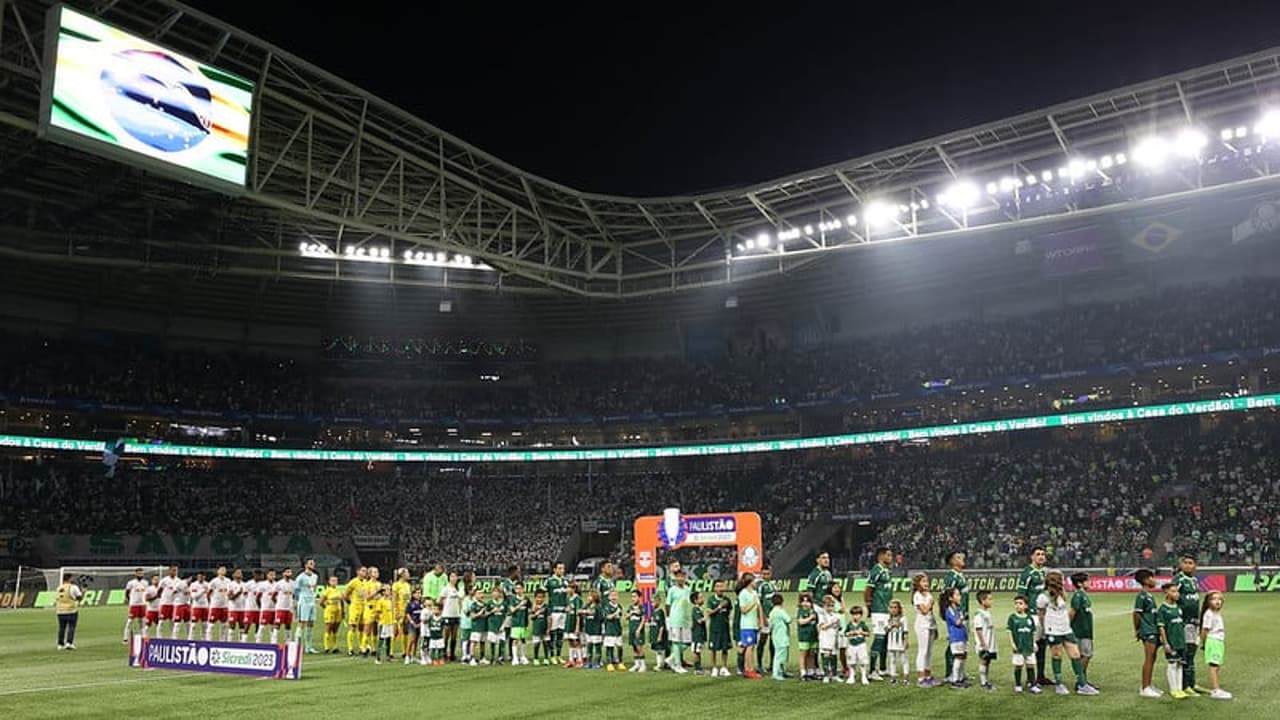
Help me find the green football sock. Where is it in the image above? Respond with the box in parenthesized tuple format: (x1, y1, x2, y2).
(1014, 667, 1022, 686)
(1071, 658, 1085, 686)
(1052, 657, 1063, 684)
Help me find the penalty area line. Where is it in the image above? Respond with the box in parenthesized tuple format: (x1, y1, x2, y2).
(0, 671, 202, 697)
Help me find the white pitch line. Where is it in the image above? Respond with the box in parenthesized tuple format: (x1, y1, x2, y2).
(0, 671, 203, 697)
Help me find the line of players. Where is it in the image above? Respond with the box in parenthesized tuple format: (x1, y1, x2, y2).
(122, 560, 321, 649)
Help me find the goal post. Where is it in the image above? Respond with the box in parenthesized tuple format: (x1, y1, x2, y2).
(51, 565, 167, 594)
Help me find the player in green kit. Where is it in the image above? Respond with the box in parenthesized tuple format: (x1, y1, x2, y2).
(649, 601, 669, 672)
(941, 551, 969, 683)
(796, 593, 818, 680)
(542, 562, 569, 665)
(565, 583, 584, 668)
(1007, 596, 1041, 694)
(486, 587, 508, 665)
(690, 591, 708, 675)
(1173, 554, 1205, 695)
(426, 603, 446, 665)
(807, 551, 834, 604)
(581, 590, 603, 669)
(1132, 568, 1162, 697)
(509, 584, 531, 666)
(865, 547, 896, 681)
(626, 591, 647, 672)
(500, 565, 521, 662)
(706, 580, 732, 677)
(1017, 546, 1049, 685)
(1157, 582, 1188, 698)
(603, 590, 625, 671)
(530, 590, 549, 665)
(756, 566, 777, 672)
(845, 606, 872, 685)
(1069, 572, 1094, 682)
(594, 562, 616, 604)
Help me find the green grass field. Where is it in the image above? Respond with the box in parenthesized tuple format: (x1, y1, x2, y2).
(1, 594, 1274, 718)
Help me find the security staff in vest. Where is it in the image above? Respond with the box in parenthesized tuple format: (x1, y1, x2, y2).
(56, 573, 84, 650)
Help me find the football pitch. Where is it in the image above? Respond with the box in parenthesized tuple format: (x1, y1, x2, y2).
(1, 593, 1274, 719)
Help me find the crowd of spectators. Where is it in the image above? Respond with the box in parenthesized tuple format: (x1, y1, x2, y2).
(3, 412, 1276, 571)
(1, 278, 1277, 429)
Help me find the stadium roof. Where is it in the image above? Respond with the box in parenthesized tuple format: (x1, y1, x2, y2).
(4, 0, 1280, 312)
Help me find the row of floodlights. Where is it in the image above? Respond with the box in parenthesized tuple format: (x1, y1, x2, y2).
(298, 243, 491, 270)
(734, 110, 1280, 254)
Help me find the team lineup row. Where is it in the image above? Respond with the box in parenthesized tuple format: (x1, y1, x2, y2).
(106, 550, 1233, 698)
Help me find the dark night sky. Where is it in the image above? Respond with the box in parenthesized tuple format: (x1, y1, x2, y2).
(190, 1, 1280, 196)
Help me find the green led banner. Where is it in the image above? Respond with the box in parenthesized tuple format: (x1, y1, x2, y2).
(1, 394, 1275, 463)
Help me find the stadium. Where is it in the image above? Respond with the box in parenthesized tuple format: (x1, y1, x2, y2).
(1, 0, 1279, 716)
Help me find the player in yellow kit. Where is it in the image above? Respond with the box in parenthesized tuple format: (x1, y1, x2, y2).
(320, 576, 345, 653)
(372, 584, 395, 665)
(344, 566, 368, 655)
(391, 568, 413, 658)
(361, 567, 382, 654)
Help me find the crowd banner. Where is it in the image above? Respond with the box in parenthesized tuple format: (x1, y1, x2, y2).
(128, 636, 302, 679)
(4, 393, 1278, 463)
(37, 534, 353, 563)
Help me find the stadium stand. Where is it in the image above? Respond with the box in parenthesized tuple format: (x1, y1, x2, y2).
(1, 277, 1277, 447)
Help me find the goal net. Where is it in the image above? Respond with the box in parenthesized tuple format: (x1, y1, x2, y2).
(40, 565, 167, 593)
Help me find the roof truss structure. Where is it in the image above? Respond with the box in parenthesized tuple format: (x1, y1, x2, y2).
(3, 0, 1280, 299)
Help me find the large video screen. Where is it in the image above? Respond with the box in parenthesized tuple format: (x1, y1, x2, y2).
(41, 5, 254, 187)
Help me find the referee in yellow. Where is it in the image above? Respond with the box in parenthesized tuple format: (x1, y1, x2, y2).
(56, 573, 83, 650)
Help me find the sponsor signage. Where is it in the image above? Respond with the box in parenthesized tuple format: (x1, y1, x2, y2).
(683, 515, 738, 546)
(1233, 572, 1280, 592)
(129, 637, 301, 679)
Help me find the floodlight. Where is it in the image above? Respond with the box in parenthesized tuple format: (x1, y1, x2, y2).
(1254, 110, 1280, 138)
(985, 181, 998, 195)
(999, 177, 1015, 192)
(1041, 170, 1053, 182)
(918, 199, 929, 209)
(1114, 153, 1127, 165)
(736, 243, 745, 252)
(863, 201, 895, 226)
(845, 214, 858, 226)
(940, 180, 980, 209)
(1025, 174, 1037, 185)
(745, 239, 755, 249)
(1099, 155, 1113, 169)
(1173, 129, 1206, 157)
(403, 249, 413, 260)
(1132, 136, 1169, 167)
(1221, 128, 1234, 141)
(344, 246, 355, 256)
(1235, 126, 1248, 139)
(379, 247, 390, 259)
(756, 232, 770, 246)
(804, 225, 813, 235)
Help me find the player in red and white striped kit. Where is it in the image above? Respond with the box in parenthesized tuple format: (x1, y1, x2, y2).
(257, 569, 278, 643)
(273, 568, 296, 644)
(158, 565, 180, 636)
(143, 575, 163, 638)
(227, 569, 246, 642)
(122, 567, 149, 643)
(207, 566, 232, 641)
(188, 572, 209, 641)
(171, 573, 191, 639)
(242, 570, 262, 643)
